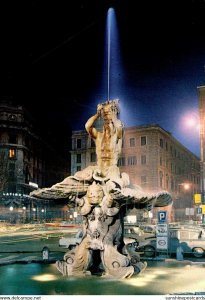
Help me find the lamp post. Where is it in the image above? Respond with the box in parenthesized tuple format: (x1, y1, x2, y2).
(198, 85, 205, 223)
(200, 125, 205, 223)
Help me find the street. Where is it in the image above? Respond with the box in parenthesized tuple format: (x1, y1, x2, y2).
(0, 224, 74, 259)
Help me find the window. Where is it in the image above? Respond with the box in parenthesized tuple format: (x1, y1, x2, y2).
(141, 136, 146, 146)
(160, 138, 163, 148)
(166, 174, 169, 189)
(141, 155, 146, 165)
(77, 166, 81, 171)
(91, 139, 95, 147)
(130, 138, 135, 147)
(9, 134, 17, 144)
(90, 152, 96, 162)
(171, 177, 174, 192)
(76, 154, 81, 163)
(159, 171, 163, 188)
(8, 185, 16, 193)
(118, 157, 126, 166)
(9, 164, 15, 179)
(77, 139, 82, 149)
(160, 156, 162, 166)
(128, 156, 137, 165)
(9, 163, 15, 171)
(9, 149, 16, 159)
(25, 166, 30, 184)
(141, 176, 147, 185)
(25, 136, 29, 147)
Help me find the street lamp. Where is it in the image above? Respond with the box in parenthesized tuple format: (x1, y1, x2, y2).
(183, 183, 190, 191)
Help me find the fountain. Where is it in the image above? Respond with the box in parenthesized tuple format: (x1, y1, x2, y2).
(30, 8, 172, 279)
(31, 99, 172, 279)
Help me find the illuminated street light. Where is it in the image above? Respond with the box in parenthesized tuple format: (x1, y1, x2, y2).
(178, 183, 191, 190)
(183, 183, 190, 190)
(181, 111, 199, 131)
(9, 206, 14, 211)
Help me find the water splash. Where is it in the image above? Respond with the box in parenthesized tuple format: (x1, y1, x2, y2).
(103, 7, 122, 101)
(107, 8, 111, 100)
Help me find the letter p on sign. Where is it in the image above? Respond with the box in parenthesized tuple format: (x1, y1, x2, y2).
(158, 211, 167, 223)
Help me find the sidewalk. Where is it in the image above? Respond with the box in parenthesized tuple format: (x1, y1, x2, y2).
(0, 250, 64, 265)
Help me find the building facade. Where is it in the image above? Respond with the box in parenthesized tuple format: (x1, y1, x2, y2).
(70, 124, 200, 222)
(0, 99, 69, 223)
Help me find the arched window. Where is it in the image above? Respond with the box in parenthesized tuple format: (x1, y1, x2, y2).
(159, 171, 163, 188)
(166, 174, 169, 189)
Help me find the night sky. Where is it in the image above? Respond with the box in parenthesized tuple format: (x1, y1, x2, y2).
(1, 0, 205, 157)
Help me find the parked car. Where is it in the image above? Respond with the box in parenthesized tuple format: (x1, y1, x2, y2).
(59, 226, 142, 251)
(59, 230, 83, 250)
(139, 224, 156, 235)
(124, 224, 156, 240)
(137, 225, 205, 258)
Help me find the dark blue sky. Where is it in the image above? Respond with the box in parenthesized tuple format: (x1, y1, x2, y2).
(1, 0, 205, 157)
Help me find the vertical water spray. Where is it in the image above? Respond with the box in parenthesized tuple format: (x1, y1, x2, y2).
(95, 7, 123, 113)
(107, 9, 111, 100)
(104, 7, 121, 101)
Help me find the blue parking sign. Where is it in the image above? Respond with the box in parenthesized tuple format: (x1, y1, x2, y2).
(196, 207, 202, 214)
(158, 211, 167, 223)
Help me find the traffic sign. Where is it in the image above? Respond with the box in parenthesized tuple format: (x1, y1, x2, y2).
(156, 236, 168, 250)
(196, 207, 202, 215)
(194, 194, 201, 204)
(185, 208, 194, 216)
(156, 223, 168, 236)
(157, 211, 167, 223)
(200, 205, 205, 214)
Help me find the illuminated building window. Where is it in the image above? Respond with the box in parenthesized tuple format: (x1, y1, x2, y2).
(9, 149, 16, 159)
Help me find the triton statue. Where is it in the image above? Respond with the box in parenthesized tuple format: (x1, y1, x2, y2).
(31, 99, 172, 279)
